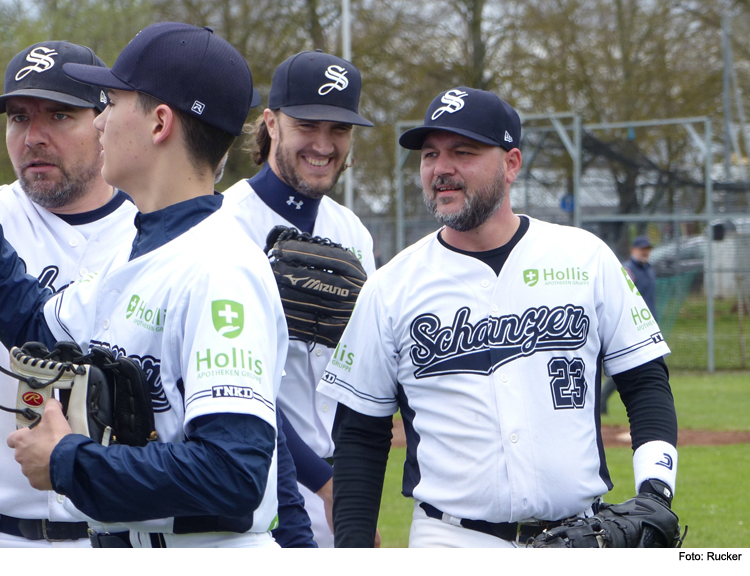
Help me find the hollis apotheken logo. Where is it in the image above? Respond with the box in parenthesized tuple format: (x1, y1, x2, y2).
(525, 268, 590, 286)
(212, 300, 244, 339)
(125, 295, 166, 332)
(523, 269, 539, 287)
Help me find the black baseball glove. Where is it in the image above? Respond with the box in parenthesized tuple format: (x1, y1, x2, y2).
(0, 341, 157, 447)
(528, 479, 687, 548)
(264, 226, 368, 348)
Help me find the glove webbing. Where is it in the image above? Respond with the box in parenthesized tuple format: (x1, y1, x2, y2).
(0, 350, 86, 427)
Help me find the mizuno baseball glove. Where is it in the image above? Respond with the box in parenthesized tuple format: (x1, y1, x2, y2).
(264, 226, 368, 348)
(528, 479, 686, 548)
(0, 341, 157, 447)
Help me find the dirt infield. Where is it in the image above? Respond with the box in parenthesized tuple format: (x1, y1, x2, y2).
(390, 420, 750, 448)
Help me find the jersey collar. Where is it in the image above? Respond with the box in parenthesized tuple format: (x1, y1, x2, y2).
(130, 194, 223, 260)
(55, 190, 132, 226)
(248, 163, 321, 234)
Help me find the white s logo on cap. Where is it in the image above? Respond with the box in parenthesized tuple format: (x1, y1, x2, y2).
(431, 89, 468, 120)
(15, 47, 58, 81)
(319, 65, 349, 95)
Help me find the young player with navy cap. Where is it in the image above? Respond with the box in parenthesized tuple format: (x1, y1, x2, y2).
(318, 87, 681, 547)
(222, 50, 377, 547)
(0, 40, 137, 548)
(0, 22, 309, 548)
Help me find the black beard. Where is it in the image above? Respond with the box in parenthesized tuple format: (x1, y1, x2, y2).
(424, 173, 506, 232)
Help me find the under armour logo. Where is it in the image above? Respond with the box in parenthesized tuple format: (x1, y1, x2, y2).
(283, 274, 309, 286)
(319, 65, 349, 95)
(15, 47, 58, 81)
(286, 196, 304, 209)
(100, 91, 108, 104)
(656, 453, 673, 470)
(431, 89, 468, 120)
(504, 131, 513, 143)
(651, 333, 664, 344)
(191, 101, 205, 115)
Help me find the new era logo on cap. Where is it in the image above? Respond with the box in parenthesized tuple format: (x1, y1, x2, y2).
(399, 86, 521, 152)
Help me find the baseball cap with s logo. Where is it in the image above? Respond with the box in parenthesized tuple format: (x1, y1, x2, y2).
(399, 86, 521, 152)
(0, 41, 109, 114)
(268, 50, 373, 127)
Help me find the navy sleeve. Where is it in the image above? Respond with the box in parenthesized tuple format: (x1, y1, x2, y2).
(272, 410, 317, 547)
(0, 223, 56, 348)
(279, 409, 333, 493)
(50, 412, 275, 523)
(614, 356, 677, 450)
(331, 404, 392, 548)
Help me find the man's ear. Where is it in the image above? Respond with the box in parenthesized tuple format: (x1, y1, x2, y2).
(263, 109, 278, 142)
(152, 104, 176, 145)
(504, 148, 523, 184)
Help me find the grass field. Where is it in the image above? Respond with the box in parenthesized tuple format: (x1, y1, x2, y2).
(666, 295, 750, 370)
(376, 370, 750, 548)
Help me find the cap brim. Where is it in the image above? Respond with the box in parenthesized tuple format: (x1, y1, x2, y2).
(280, 104, 373, 127)
(399, 125, 503, 150)
(250, 87, 261, 108)
(63, 62, 133, 91)
(0, 89, 96, 113)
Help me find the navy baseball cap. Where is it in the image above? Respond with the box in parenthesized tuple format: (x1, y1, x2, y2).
(632, 235, 653, 248)
(0, 41, 108, 114)
(268, 50, 373, 127)
(63, 22, 261, 136)
(399, 87, 521, 151)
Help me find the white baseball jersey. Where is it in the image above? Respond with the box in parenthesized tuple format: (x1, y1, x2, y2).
(318, 217, 673, 524)
(223, 178, 376, 458)
(0, 181, 136, 531)
(42, 205, 288, 547)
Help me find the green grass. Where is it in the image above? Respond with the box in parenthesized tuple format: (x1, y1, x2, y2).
(378, 446, 412, 548)
(603, 445, 750, 548)
(377, 371, 750, 548)
(602, 370, 750, 431)
(378, 445, 750, 548)
(666, 295, 750, 370)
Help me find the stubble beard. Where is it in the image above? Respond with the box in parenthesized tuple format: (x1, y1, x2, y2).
(424, 170, 507, 232)
(19, 153, 103, 210)
(273, 128, 346, 200)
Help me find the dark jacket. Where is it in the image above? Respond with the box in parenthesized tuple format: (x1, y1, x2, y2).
(624, 256, 657, 321)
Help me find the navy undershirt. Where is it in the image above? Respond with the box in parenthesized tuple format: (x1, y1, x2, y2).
(249, 163, 321, 234)
(437, 215, 530, 275)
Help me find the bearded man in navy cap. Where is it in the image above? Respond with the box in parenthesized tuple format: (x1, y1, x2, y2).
(222, 50, 378, 548)
(318, 87, 681, 549)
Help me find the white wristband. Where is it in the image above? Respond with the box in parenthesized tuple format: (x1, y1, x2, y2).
(633, 440, 677, 496)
